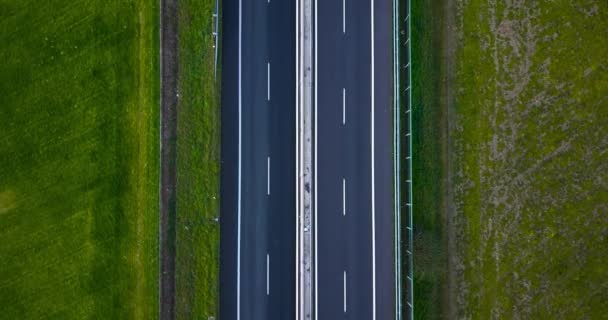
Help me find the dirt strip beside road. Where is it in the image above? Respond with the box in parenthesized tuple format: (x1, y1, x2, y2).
(160, 0, 178, 318)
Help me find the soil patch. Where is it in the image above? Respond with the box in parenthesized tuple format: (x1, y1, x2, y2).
(160, 0, 179, 318)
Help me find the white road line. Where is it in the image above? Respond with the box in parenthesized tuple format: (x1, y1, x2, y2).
(267, 62, 271, 101)
(267, 253, 270, 295)
(267, 156, 271, 195)
(294, 0, 299, 315)
(370, 0, 377, 317)
(342, 88, 346, 125)
(314, 0, 319, 316)
(237, 0, 243, 317)
(342, 178, 346, 216)
(342, 0, 346, 34)
(343, 271, 347, 313)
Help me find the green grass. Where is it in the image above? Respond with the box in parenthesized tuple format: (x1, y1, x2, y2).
(410, 0, 448, 318)
(0, 0, 159, 319)
(174, 0, 221, 318)
(454, 0, 608, 318)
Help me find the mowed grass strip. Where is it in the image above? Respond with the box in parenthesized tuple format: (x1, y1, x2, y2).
(0, 0, 159, 318)
(174, 0, 221, 318)
(410, 0, 449, 318)
(454, 0, 608, 318)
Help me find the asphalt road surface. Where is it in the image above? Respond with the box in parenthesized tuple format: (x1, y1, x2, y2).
(314, 0, 395, 318)
(220, 0, 295, 318)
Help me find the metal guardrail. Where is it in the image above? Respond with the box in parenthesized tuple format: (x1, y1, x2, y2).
(394, 0, 413, 319)
(392, 0, 402, 319)
(405, 0, 414, 317)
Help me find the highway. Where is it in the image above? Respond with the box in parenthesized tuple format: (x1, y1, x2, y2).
(219, 0, 295, 318)
(220, 0, 396, 318)
(314, 0, 395, 318)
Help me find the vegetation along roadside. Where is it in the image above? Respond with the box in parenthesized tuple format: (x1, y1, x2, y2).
(0, 0, 160, 318)
(410, 0, 450, 318)
(452, 0, 608, 318)
(173, 0, 222, 318)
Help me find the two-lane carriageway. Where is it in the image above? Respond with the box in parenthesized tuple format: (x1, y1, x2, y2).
(220, 0, 295, 318)
(314, 0, 395, 318)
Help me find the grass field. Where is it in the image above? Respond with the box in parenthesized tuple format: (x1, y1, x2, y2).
(410, 0, 449, 318)
(0, 0, 159, 319)
(173, 0, 221, 318)
(453, 0, 608, 318)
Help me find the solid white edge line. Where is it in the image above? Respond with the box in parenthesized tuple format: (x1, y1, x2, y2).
(314, 0, 319, 316)
(342, 88, 346, 125)
(267, 253, 270, 295)
(294, 0, 299, 315)
(342, 178, 346, 216)
(343, 271, 347, 313)
(370, 0, 377, 317)
(267, 62, 271, 101)
(267, 156, 271, 195)
(237, 0, 242, 317)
